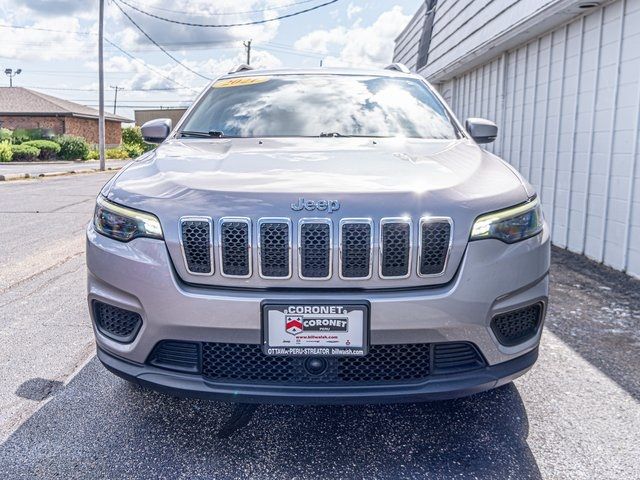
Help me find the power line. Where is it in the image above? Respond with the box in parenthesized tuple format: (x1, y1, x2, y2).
(104, 38, 202, 91)
(23, 85, 184, 92)
(0, 23, 94, 36)
(123, 0, 322, 16)
(114, 0, 339, 28)
(113, 0, 213, 81)
(0, 23, 203, 91)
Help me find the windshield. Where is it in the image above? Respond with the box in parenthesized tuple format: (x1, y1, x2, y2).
(180, 74, 458, 139)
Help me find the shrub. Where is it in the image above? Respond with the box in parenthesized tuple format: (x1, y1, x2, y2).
(56, 135, 90, 160)
(123, 143, 143, 158)
(11, 128, 31, 144)
(105, 147, 129, 159)
(11, 144, 40, 161)
(22, 140, 61, 160)
(0, 141, 12, 162)
(122, 126, 155, 153)
(86, 149, 100, 160)
(0, 128, 12, 143)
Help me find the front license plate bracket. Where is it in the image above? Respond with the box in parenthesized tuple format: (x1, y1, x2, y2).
(261, 302, 369, 357)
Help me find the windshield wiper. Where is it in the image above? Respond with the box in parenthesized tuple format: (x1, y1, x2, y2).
(180, 130, 224, 138)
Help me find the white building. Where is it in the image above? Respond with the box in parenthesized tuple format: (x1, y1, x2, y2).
(394, 0, 640, 278)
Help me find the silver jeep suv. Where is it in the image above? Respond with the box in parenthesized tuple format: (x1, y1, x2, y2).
(87, 64, 549, 404)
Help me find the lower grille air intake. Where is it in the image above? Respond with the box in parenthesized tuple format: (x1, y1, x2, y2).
(491, 303, 543, 346)
(299, 221, 331, 279)
(180, 218, 213, 275)
(380, 220, 411, 278)
(259, 220, 291, 278)
(340, 221, 372, 278)
(148, 341, 200, 373)
(93, 301, 142, 343)
(419, 219, 451, 276)
(201, 343, 431, 385)
(220, 219, 251, 277)
(433, 342, 485, 374)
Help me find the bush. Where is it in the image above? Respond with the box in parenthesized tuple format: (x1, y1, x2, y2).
(0, 141, 12, 162)
(22, 140, 61, 160)
(122, 126, 154, 153)
(56, 135, 90, 160)
(86, 149, 100, 160)
(0, 128, 12, 143)
(11, 144, 40, 161)
(123, 143, 143, 158)
(105, 147, 129, 159)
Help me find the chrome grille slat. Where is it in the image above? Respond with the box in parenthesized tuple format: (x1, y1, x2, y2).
(298, 219, 332, 280)
(418, 217, 452, 277)
(258, 218, 292, 279)
(219, 218, 251, 278)
(379, 218, 412, 279)
(340, 219, 373, 279)
(179, 216, 213, 275)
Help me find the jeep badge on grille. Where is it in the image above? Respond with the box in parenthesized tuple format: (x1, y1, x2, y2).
(291, 198, 340, 213)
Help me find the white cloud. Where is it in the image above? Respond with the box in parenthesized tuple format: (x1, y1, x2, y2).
(346, 3, 362, 20)
(294, 5, 410, 68)
(84, 48, 282, 94)
(0, 17, 93, 61)
(106, 0, 281, 53)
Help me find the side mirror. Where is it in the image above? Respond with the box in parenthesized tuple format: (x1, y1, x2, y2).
(465, 117, 498, 144)
(141, 118, 172, 143)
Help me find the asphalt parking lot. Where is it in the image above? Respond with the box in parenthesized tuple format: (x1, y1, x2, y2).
(0, 173, 638, 479)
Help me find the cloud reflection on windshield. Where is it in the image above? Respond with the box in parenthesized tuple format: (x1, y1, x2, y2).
(184, 75, 457, 139)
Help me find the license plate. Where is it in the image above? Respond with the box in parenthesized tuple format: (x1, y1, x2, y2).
(262, 303, 368, 356)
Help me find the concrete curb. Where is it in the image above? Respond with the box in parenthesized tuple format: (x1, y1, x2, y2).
(0, 167, 122, 182)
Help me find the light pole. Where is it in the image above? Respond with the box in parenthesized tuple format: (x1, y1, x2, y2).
(4, 68, 22, 87)
(98, 0, 105, 171)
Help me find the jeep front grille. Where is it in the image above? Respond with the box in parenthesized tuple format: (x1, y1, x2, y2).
(179, 216, 452, 282)
(180, 217, 213, 275)
(258, 219, 292, 278)
(418, 218, 452, 276)
(219, 218, 251, 278)
(299, 220, 332, 279)
(340, 220, 373, 279)
(380, 219, 412, 278)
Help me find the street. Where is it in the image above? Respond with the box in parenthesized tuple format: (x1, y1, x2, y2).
(0, 173, 639, 479)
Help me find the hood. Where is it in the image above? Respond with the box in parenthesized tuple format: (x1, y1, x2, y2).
(105, 137, 528, 217)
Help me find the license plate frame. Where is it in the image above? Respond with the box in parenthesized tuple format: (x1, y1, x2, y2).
(261, 302, 369, 357)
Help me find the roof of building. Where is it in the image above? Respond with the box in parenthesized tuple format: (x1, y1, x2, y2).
(0, 87, 132, 123)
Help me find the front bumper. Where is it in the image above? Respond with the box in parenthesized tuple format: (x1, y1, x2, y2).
(98, 345, 538, 404)
(87, 222, 550, 403)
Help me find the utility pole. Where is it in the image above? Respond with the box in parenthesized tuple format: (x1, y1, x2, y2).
(110, 85, 122, 114)
(243, 39, 252, 65)
(98, 0, 105, 171)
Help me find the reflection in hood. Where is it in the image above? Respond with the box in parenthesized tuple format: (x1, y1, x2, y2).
(107, 137, 528, 216)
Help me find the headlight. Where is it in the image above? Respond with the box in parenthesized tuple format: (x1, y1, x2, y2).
(94, 195, 163, 242)
(470, 197, 543, 243)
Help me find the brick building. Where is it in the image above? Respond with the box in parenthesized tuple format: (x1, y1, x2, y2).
(0, 87, 131, 145)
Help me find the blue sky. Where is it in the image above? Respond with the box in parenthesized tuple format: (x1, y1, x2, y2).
(0, 0, 423, 120)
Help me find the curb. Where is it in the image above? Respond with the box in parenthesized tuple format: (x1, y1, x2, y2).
(0, 166, 122, 182)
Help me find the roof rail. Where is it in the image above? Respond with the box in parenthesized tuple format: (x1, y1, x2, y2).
(384, 63, 411, 74)
(228, 64, 255, 74)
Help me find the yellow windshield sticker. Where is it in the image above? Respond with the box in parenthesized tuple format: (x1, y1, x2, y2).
(213, 77, 270, 88)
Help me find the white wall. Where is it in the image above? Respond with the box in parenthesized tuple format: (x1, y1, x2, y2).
(392, 2, 427, 72)
(396, 0, 640, 278)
